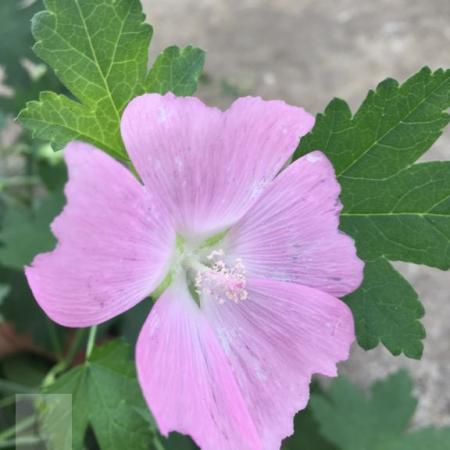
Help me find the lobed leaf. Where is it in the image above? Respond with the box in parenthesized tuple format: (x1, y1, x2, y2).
(18, 0, 205, 160)
(345, 258, 425, 358)
(296, 67, 450, 358)
(146, 45, 206, 96)
(311, 371, 450, 450)
(382, 428, 450, 450)
(44, 340, 153, 450)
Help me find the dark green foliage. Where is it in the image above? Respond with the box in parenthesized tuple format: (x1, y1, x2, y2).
(296, 68, 450, 358)
(0, 0, 62, 115)
(310, 371, 450, 450)
(44, 340, 155, 450)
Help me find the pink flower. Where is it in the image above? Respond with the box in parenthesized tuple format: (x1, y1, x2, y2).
(26, 94, 364, 450)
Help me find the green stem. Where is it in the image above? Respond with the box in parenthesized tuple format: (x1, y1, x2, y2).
(86, 326, 98, 359)
(42, 328, 86, 387)
(147, 419, 165, 450)
(42, 361, 66, 388)
(152, 435, 165, 450)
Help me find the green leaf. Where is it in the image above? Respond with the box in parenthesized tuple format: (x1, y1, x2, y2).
(146, 46, 205, 96)
(19, 0, 151, 158)
(44, 340, 153, 450)
(344, 258, 425, 358)
(37, 392, 74, 450)
(0, 192, 64, 269)
(340, 162, 450, 268)
(18, 0, 205, 160)
(311, 371, 450, 450)
(296, 67, 450, 358)
(382, 428, 450, 450)
(162, 433, 199, 450)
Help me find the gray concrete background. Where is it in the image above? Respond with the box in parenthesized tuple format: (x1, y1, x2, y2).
(143, 0, 450, 427)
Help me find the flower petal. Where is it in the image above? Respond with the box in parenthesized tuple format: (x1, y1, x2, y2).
(224, 151, 364, 297)
(202, 278, 355, 450)
(121, 93, 314, 239)
(25, 142, 175, 327)
(136, 278, 262, 450)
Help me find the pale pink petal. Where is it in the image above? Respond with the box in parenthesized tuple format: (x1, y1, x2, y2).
(121, 93, 314, 239)
(136, 278, 262, 450)
(202, 278, 355, 450)
(224, 151, 364, 297)
(25, 142, 175, 327)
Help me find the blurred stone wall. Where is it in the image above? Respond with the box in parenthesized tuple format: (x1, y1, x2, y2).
(143, 0, 450, 427)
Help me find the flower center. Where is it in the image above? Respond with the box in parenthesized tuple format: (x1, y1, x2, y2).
(185, 249, 248, 304)
(151, 235, 248, 305)
(193, 249, 248, 304)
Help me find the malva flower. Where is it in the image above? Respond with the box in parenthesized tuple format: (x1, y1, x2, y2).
(26, 93, 364, 450)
